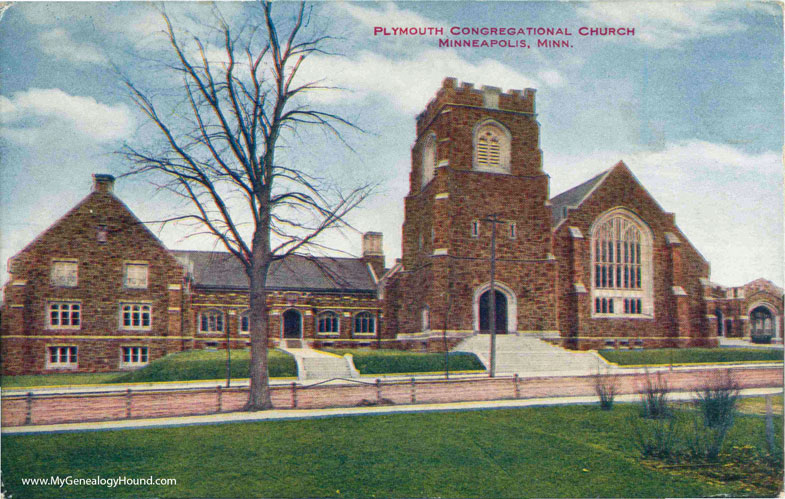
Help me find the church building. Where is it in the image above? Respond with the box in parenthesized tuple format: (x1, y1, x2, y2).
(382, 78, 783, 350)
(1, 78, 782, 375)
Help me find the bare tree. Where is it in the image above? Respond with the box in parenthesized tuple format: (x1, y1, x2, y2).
(121, 1, 369, 409)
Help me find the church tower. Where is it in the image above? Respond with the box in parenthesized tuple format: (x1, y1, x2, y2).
(389, 78, 558, 345)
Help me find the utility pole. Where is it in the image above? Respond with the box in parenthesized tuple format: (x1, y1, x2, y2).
(481, 214, 504, 378)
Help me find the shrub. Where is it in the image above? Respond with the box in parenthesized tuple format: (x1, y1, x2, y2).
(639, 369, 671, 419)
(629, 414, 683, 463)
(751, 334, 773, 344)
(684, 413, 731, 462)
(694, 369, 739, 429)
(593, 369, 619, 411)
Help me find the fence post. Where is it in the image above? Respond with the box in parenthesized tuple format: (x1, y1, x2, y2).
(25, 392, 33, 425)
(410, 377, 416, 404)
(376, 378, 382, 403)
(513, 373, 520, 399)
(126, 388, 132, 419)
(291, 382, 298, 409)
(217, 385, 223, 413)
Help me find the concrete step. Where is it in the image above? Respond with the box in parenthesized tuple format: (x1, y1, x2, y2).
(454, 334, 608, 375)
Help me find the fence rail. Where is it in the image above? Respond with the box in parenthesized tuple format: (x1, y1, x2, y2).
(2, 367, 781, 428)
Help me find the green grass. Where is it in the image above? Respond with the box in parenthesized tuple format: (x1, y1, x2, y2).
(1, 350, 298, 388)
(111, 349, 297, 383)
(599, 347, 783, 366)
(0, 372, 124, 388)
(326, 348, 485, 374)
(3, 404, 781, 498)
(738, 395, 784, 416)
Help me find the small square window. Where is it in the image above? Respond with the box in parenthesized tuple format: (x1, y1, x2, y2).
(121, 346, 149, 365)
(47, 346, 78, 367)
(124, 263, 149, 289)
(51, 260, 78, 287)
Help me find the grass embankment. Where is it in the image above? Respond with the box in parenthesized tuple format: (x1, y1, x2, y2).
(1, 349, 485, 388)
(0, 350, 297, 388)
(3, 403, 781, 498)
(326, 348, 485, 374)
(599, 347, 783, 366)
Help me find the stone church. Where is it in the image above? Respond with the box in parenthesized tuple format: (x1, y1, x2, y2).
(1, 78, 782, 374)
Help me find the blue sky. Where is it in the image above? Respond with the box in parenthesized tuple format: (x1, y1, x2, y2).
(0, 1, 782, 288)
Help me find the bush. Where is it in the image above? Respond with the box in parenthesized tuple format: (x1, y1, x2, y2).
(684, 413, 731, 461)
(639, 370, 671, 419)
(751, 334, 773, 344)
(629, 414, 683, 463)
(694, 369, 739, 429)
(593, 370, 619, 411)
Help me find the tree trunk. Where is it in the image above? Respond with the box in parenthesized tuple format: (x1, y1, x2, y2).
(246, 225, 274, 410)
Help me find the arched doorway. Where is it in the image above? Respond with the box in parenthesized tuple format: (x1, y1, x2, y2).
(715, 309, 724, 336)
(282, 309, 303, 339)
(479, 289, 507, 334)
(750, 306, 775, 336)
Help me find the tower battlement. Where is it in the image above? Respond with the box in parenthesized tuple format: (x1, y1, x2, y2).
(416, 77, 536, 136)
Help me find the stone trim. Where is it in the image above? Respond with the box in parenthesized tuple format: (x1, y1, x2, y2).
(434, 192, 449, 200)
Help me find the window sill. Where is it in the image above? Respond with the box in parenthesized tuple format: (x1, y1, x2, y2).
(591, 314, 653, 320)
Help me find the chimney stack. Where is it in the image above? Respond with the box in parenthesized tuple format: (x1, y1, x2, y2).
(362, 232, 385, 279)
(93, 174, 115, 193)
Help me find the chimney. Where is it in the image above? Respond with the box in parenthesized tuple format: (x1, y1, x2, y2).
(362, 232, 385, 279)
(93, 174, 115, 193)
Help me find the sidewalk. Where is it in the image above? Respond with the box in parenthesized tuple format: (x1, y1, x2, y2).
(4, 386, 781, 436)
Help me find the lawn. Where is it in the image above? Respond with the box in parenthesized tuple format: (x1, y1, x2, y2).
(1, 349, 485, 389)
(599, 347, 783, 366)
(0, 350, 297, 388)
(2, 403, 781, 498)
(326, 348, 485, 374)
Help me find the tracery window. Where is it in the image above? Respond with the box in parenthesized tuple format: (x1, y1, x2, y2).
(591, 210, 653, 317)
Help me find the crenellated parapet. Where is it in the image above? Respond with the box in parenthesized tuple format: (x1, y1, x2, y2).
(416, 77, 536, 137)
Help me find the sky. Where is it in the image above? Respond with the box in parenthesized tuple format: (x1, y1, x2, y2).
(0, 1, 782, 289)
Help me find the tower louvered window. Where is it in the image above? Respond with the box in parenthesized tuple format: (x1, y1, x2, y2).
(473, 122, 511, 173)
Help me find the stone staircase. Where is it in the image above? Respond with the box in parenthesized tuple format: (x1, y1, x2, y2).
(454, 334, 610, 375)
(279, 347, 360, 381)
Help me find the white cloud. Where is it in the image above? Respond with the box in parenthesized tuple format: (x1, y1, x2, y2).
(575, 3, 747, 48)
(549, 140, 783, 286)
(0, 88, 135, 142)
(298, 49, 554, 115)
(339, 2, 440, 31)
(39, 28, 108, 65)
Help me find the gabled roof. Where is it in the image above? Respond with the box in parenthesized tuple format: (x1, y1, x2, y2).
(550, 168, 612, 226)
(172, 251, 376, 293)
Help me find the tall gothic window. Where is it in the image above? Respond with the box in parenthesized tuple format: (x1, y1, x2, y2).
(473, 121, 511, 173)
(591, 210, 653, 317)
(421, 133, 437, 188)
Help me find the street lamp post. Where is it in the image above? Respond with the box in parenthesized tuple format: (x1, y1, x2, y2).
(481, 214, 504, 378)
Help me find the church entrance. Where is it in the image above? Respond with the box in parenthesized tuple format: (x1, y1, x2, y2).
(479, 289, 507, 334)
(750, 306, 775, 337)
(282, 309, 303, 339)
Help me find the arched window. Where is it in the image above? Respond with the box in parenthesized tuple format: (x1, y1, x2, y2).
(317, 311, 339, 335)
(422, 306, 430, 331)
(591, 210, 653, 317)
(239, 310, 250, 334)
(421, 133, 437, 188)
(354, 312, 376, 335)
(473, 121, 511, 173)
(200, 309, 224, 332)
